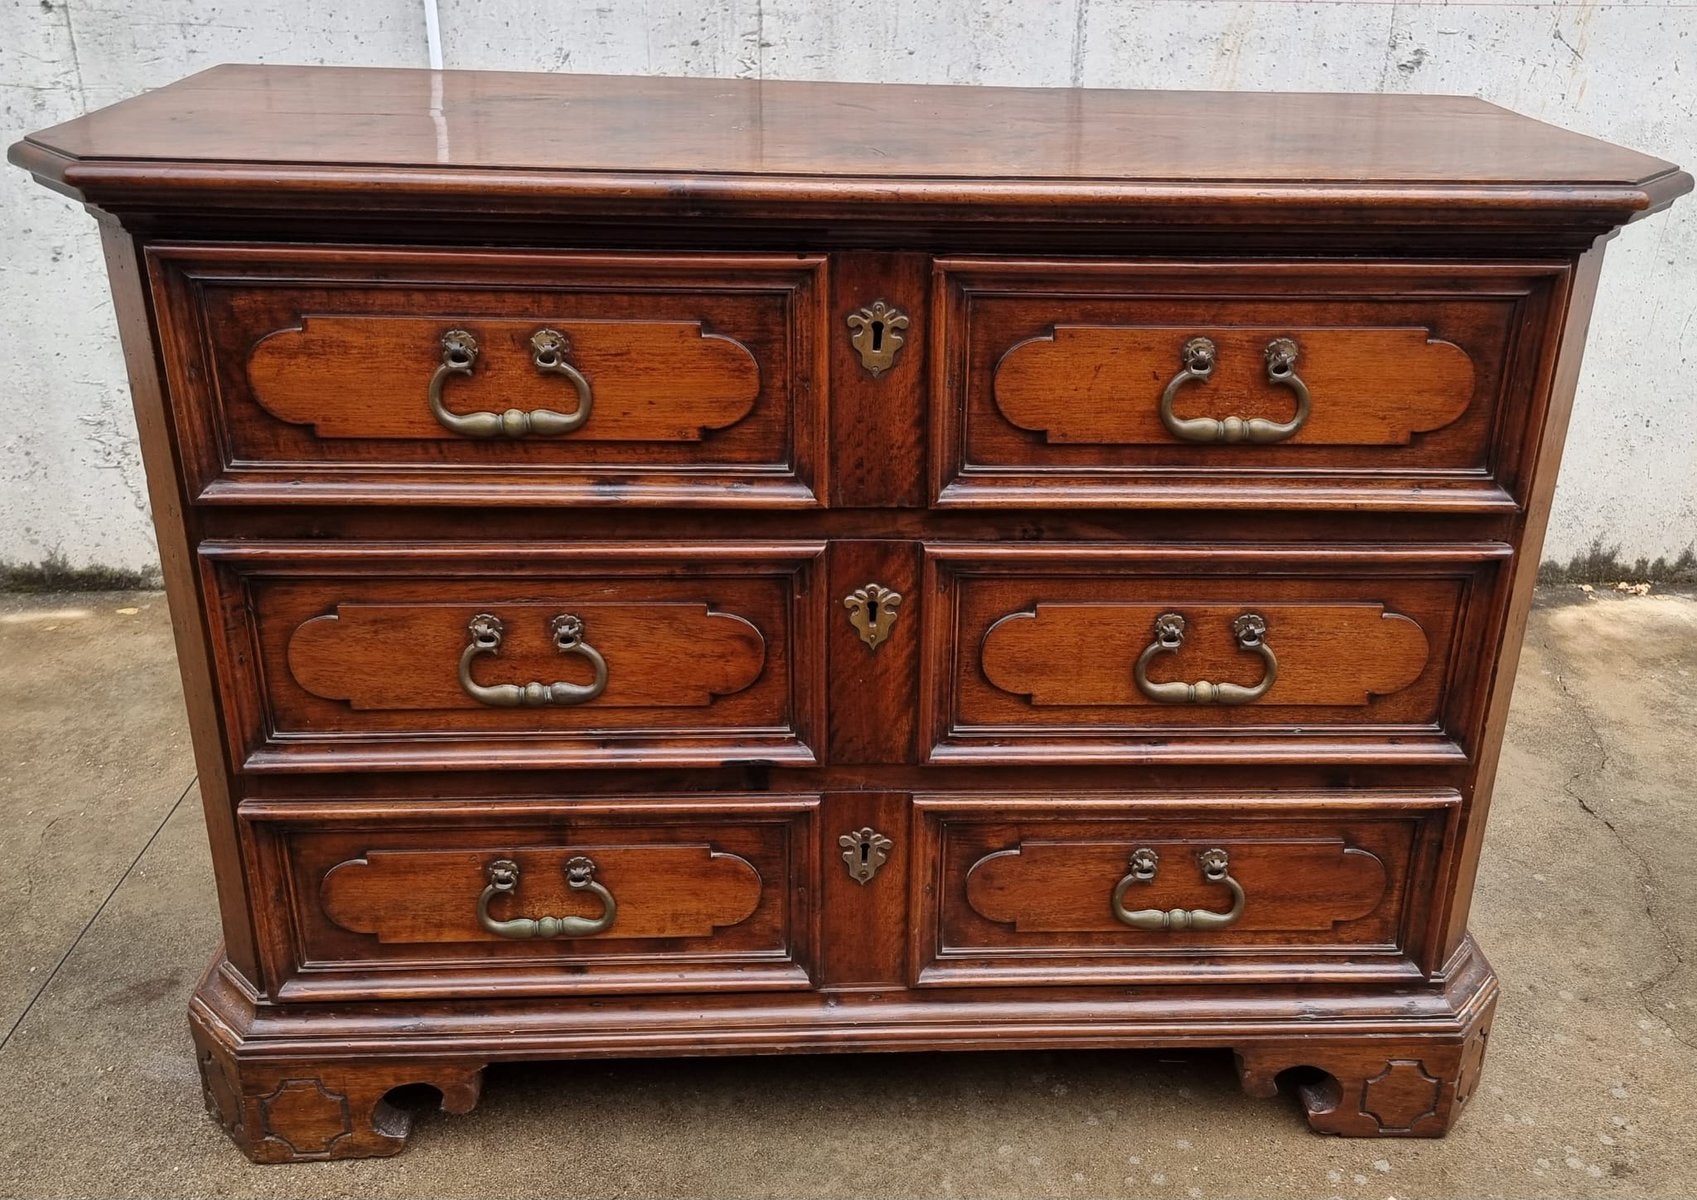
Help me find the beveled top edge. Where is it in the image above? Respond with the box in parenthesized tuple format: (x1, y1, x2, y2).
(17, 64, 1685, 190)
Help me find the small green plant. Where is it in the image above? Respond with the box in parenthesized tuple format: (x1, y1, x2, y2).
(1538, 537, 1697, 586)
(0, 551, 161, 593)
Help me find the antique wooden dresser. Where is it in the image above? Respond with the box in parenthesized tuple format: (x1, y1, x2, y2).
(13, 66, 1688, 1161)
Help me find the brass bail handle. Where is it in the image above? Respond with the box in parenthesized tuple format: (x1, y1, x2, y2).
(458, 612, 609, 708)
(429, 327, 594, 438)
(1159, 335, 1311, 444)
(1133, 611, 1276, 705)
(1111, 847, 1245, 931)
(477, 856, 617, 939)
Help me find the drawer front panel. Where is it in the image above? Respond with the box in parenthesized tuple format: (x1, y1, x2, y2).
(245, 796, 817, 999)
(201, 542, 824, 771)
(923, 544, 1510, 765)
(913, 793, 1455, 986)
(148, 246, 826, 506)
(934, 259, 1566, 510)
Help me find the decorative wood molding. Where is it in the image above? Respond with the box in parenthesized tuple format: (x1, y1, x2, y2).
(196, 1048, 244, 1141)
(259, 1080, 352, 1158)
(1362, 1060, 1444, 1133)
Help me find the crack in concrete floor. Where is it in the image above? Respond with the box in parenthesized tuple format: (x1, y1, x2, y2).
(1538, 598, 1697, 1052)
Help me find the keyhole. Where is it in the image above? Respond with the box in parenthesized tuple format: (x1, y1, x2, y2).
(866, 597, 880, 625)
(869, 319, 884, 352)
(860, 841, 871, 866)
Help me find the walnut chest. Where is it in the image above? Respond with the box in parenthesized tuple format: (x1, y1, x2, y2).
(12, 66, 1689, 1161)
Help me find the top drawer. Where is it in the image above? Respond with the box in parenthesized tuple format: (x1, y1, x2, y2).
(933, 258, 1569, 512)
(146, 246, 826, 507)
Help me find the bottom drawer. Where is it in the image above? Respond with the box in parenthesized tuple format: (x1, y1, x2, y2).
(913, 792, 1456, 987)
(245, 795, 818, 1000)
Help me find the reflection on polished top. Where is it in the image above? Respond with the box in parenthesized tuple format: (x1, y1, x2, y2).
(10, 64, 1690, 223)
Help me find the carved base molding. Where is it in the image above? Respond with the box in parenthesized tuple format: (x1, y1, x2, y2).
(190, 940, 1497, 1162)
(1235, 985, 1496, 1137)
(191, 1014, 484, 1164)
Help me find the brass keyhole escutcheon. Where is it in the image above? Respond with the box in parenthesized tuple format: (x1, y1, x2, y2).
(844, 582, 903, 650)
(846, 300, 909, 377)
(839, 827, 893, 885)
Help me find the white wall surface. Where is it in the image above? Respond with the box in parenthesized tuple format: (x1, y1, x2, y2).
(3, 0, 1692, 573)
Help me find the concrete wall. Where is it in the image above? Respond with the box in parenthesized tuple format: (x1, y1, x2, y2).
(3, 0, 1692, 574)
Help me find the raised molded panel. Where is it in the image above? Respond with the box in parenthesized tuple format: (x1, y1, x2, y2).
(250, 315, 760, 441)
(322, 844, 763, 943)
(994, 325, 1474, 445)
(982, 602, 1429, 708)
(965, 839, 1388, 933)
(288, 602, 765, 710)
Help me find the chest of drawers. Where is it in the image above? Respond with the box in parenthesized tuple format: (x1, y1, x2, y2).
(13, 66, 1688, 1161)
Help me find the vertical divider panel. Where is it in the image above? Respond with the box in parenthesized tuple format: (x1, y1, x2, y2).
(829, 251, 930, 508)
(828, 539, 922, 765)
(818, 791, 911, 988)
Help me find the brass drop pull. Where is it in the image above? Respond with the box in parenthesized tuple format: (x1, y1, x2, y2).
(1159, 336, 1311, 444)
(1134, 612, 1276, 705)
(429, 328, 593, 438)
(478, 856, 617, 939)
(1112, 847, 1244, 931)
(458, 612, 608, 707)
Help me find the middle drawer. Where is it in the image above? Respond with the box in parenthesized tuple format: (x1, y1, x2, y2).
(921, 542, 1513, 766)
(200, 541, 826, 772)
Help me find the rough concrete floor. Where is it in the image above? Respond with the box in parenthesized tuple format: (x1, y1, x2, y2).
(0, 589, 1693, 1200)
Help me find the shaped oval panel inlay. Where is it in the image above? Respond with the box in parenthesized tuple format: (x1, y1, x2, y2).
(982, 602, 1429, 707)
(249, 315, 761, 441)
(965, 840, 1390, 934)
(287, 602, 766, 711)
(322, 845, 763, 943)
(994, 326, 1475, 446)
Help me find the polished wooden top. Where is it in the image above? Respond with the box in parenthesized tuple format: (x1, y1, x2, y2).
(12, 65, 1689, 228)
